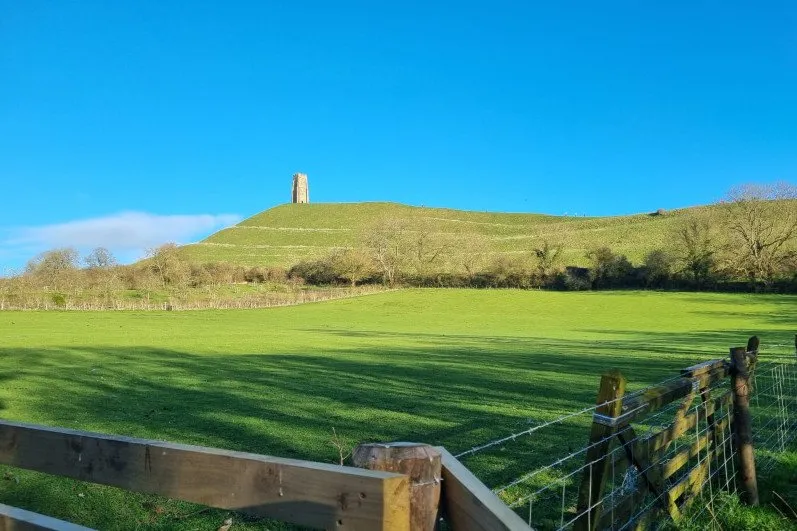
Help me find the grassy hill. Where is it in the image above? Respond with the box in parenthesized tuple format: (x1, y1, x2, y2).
(182, 202, 713, 268)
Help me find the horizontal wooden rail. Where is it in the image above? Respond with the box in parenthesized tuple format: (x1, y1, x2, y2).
(609, 390, 733, 469)
(0, 420, 410, 531)
(661, 431, 711, 480)
(437, 448, 530, 531)
(617, 365, 729, 427)
(680, 359, 726, 378)
(0, 503, 94, 531)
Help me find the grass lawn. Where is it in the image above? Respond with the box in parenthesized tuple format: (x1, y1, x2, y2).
(0, 289, 795, 529)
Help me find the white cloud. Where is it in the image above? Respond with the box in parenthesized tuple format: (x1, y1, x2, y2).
(2, 212, 241, 268)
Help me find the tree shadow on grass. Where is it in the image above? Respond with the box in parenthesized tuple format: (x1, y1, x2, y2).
(0, 328, 782, 529)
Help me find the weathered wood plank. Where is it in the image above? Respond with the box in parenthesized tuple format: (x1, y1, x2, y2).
(667, 410, 734, 512)
(667, 457, 710, 504)
(731, 346, 759, 506)
(575, 370, 627, 531)
(635, 391, 732, 460)
(693, 365, 730, 389)
(436, 448, 529, 531)
(618, 425, 683, 523)
(596, 487, 647, 530)
(618, 379, 692, 426)
(618, 367, 729, 428)
(681, 359, 726, 378)
(0, 503, 94, 531)
(661, 428, 714, 480)
(0, 420, 410, 531)
(617, 427, 664, 494)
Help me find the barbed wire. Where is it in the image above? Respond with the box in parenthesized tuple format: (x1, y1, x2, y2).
(456, 343, 795, 530)
(455, 373, 687, 459)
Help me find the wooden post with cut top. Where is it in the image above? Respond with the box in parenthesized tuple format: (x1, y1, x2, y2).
(354, 442, 442, 531)
(574, 370, 627, 531)
(730, 346, 759, 506)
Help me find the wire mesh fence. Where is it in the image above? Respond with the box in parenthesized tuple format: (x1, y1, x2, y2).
(454, 339, 796, 531)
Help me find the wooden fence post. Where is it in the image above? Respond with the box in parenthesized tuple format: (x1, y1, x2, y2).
(354, 442, 442, 531)
(730, 346, 759, 506)
(574, 370, 627, 531)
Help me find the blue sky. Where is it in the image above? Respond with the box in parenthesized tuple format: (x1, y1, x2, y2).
(1, 1, 796, 271)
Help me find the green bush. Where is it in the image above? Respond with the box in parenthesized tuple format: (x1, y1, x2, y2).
(587, 247, 637, 288)
(51, 293, 66, 307)
(288, 260, 340, 285)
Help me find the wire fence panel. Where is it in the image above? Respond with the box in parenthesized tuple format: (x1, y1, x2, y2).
(453, 340, 796, 531)
(751, 355, 797, 472)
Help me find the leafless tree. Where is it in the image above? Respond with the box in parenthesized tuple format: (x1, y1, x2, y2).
(406, 221, 455, 278)
(84, 247, 117, 269)
(330, 249, 374, 287)
(146, 243, 190, 289)
(361, 217, 410, 286)
(0, 275, 11, 310)
(25, 248, 80, 291)
(457, 233, 490, 279)
(722, 182, 797, 285)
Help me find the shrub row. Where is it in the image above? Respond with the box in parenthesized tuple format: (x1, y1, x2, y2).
(287, 246, 797, 293)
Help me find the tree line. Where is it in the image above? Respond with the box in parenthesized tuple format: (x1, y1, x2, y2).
(2, 182, 796, 309)
(0, 244, 298, 309)
(288, 183, 797, 292)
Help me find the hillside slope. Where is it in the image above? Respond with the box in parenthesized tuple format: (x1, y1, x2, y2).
(181, 202, 714, 267)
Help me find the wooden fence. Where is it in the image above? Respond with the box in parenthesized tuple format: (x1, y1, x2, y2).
(573, 337, 764, 530)
(0, 421, 529, 530)
(0, 335, 792, 530)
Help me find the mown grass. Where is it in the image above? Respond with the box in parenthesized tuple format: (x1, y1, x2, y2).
(181, 202, 723, 267)
(0, 290, 795, 529)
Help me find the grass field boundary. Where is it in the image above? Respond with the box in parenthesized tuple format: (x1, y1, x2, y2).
(456, 334, 797, 530)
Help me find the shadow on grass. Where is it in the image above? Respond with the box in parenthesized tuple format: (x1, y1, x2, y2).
(0, 328, 786, 529)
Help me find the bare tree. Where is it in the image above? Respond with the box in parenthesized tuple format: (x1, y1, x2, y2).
(83, 247, 122, 303)
(84, 247, 117, 269)
(361, 217, 410, 286)
(722, 182, 797, 285)
(4, 273, 33, 309)
(146, 243, 189, 289)
(406, 221, 455, 279)
(0, 275, 10, 310)
(457, 233, 490, 279)
(25, 248, 80, 291)
(330, 249, 374, 287)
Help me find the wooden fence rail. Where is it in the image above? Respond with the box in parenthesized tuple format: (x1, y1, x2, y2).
(0, 334, 788, 530)
(0, 421, 411, 531)
(0, 502, 94, 531)
(574, 337, 764, 531)
(0, 421, 531, 531)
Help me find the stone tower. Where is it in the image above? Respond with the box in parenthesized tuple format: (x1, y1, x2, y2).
(291, 173, 309, 204)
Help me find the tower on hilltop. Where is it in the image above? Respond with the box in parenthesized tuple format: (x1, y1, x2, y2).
(292, 173, 309, 204)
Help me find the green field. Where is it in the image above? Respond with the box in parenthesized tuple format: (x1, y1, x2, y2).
(181, 202, 720, 267)
(0, 290, 795, 529)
